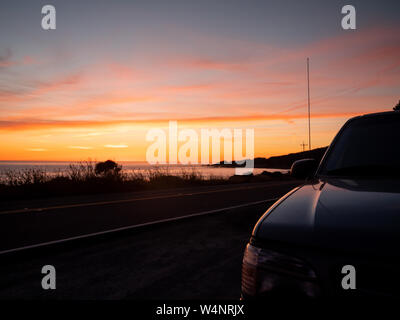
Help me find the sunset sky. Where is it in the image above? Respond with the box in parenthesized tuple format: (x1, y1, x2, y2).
(0, 0, 399, 161)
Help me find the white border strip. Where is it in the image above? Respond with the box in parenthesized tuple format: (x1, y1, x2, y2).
(0, 198, 278, 256)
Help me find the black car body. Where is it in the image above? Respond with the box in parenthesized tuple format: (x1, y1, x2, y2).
(241, 111, 400, 297)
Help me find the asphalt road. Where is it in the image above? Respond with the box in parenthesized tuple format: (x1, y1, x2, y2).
(0, 181, 299, 252)
(0, 180, 300, 299)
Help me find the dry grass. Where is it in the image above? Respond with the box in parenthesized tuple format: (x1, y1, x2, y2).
(0, 161, 290, 201)
(0, 162, 227, 200)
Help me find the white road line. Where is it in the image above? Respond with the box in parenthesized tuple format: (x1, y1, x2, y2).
(0, 197, 278, 256)
(0, 182, 292, 215)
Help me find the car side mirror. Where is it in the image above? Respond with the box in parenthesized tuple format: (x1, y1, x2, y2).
(291, 159, 318, 180)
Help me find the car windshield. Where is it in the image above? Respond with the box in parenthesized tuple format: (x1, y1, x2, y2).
(319, 114, 400, 178)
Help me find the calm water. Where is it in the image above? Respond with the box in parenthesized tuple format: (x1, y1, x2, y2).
(0, 161, 288, 179)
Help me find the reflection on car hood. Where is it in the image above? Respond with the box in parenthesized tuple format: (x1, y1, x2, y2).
(254, 178, 400, 256)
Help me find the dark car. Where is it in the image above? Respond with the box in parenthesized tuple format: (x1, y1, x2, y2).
(241, 111, 400, 298)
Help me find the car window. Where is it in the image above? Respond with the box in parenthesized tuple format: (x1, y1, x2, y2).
(319, 115, 400, 177)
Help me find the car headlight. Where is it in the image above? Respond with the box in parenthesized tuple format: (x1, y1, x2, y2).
(242, 244, 320, 298)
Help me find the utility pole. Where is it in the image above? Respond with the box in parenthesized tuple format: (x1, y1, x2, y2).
(307, 57, 311, 150)
(300, 141, 308, 152)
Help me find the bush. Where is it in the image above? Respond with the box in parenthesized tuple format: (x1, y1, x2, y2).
(95, 160, 122, 177)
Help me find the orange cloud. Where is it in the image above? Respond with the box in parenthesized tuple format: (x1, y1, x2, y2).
(0, 111, 369, 132)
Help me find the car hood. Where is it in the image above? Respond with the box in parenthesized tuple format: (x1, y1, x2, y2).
(254, 178, 400, 256)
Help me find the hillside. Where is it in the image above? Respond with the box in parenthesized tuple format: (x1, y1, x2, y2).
(215, 146, 328, 169)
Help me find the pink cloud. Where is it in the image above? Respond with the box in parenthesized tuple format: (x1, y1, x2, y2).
(0, 24, 399, 128)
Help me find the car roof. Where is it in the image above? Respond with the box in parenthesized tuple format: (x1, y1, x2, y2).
(348, 110, 400, 122)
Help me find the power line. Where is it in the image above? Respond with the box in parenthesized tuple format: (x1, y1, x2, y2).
(300, 141, 308, 152)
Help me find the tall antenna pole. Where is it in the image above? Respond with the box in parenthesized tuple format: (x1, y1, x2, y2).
(307, 57, 311, 151)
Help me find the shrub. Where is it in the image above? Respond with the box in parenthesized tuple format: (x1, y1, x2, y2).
(95, 160, 122, 177)
(67, 161, 96, 182)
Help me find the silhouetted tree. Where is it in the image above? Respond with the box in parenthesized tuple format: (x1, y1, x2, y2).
(95, 160, 122, 176)
(394, 100, 400, 111)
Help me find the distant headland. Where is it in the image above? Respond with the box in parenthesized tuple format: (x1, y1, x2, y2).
(213, 146, 329, 169)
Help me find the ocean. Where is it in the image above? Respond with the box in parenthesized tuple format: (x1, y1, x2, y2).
(0, 161, 288, 179)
